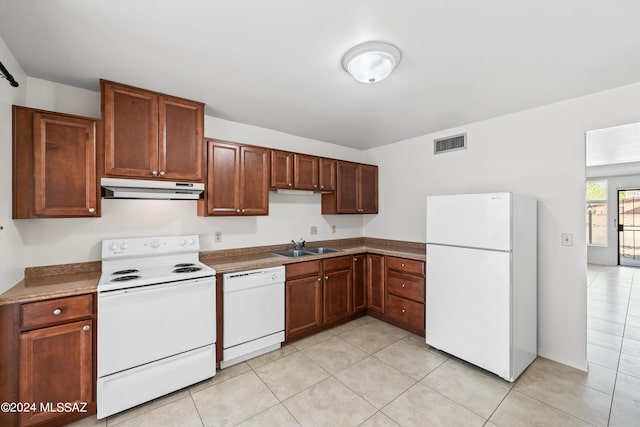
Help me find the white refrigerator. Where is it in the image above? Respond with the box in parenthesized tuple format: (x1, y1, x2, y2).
(425, 192, 537, 382)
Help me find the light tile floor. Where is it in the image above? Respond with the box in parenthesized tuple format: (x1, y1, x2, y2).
(68, 265, 640, 426)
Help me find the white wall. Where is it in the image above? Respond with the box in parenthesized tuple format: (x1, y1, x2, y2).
(10, 78, 366, 267)
(364, 82, 640, 370)
(0, 38, 27, 294)
(587, 173, 640, 265)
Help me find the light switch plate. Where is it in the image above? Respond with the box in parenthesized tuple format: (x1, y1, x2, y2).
(562, 233, 573, 246)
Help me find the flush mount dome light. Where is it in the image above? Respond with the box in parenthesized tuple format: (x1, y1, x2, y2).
(342, 41, 401, 84)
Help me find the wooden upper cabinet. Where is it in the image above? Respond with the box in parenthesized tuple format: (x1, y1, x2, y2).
(294, 154, 318, 190)
(101, 80, 204, 181)
(240, 145, 270, 215)
(270, 150, 293, 189)
(318, 158, 336, 192)
(199, 139, 268, 216)
(321, 161, 378, 214)
(13, 106, 99, 219)
(158, 95, 204, 180)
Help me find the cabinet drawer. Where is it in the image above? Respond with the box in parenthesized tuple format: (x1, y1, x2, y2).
(387, 271, 424, 303)
(20, 294, 93, 330)
(386, 294, 424, 330)
(386, 257, 424, 276)
(323, 256, 351, 272)
(286, 260, 321, 279)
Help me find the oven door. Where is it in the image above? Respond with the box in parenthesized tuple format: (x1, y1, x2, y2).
(98, 276, 215, 377)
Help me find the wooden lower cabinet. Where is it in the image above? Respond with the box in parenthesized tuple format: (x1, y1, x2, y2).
(285, 256, 354, 342)
(286, 274, 322, 337)
(384, 257, 426, 336)
(367, 254, 385, 314)
(352, 255, 367, 312)
(0, 294, 97, 427)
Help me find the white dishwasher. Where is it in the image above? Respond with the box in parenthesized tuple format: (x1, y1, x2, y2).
(221, 265, 285, 368)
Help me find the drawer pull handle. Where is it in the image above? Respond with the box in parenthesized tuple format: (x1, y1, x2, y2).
(82, 325, 90, 331)
(401, 283, 406, 288)
(401, 263, 405, 267)
(401, 309, 406, 313)
(53, 308, 62, 315)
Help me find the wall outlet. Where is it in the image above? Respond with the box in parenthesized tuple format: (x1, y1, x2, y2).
(310, 226, 318, 235)
(214, 231, 222, 243)
(562, 233, 573, 246)
(331, 225, 336, 234)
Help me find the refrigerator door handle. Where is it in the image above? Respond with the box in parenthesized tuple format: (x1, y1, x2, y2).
(426, 242, 512, 253)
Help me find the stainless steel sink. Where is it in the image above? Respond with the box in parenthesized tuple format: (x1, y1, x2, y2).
(272, 249, 311, 258)
(303, 247, 340, 254)
(272, 247, 341, 257)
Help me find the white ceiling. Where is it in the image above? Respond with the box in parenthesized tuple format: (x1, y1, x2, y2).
(1, 0, 639, 150)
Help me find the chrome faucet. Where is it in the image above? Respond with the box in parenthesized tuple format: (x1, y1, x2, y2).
(291, 238, 305, 250)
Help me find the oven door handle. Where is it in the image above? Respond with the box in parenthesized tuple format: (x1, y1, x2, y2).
(99, 277, 214, 298)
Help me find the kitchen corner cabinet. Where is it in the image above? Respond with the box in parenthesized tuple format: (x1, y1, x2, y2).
(321, 162, 378, 214)
(285, 256, 353, 342)
(367, 254, 385, 314)
(352, 255, 367, 312)
(198, 139, 269, 216)
(0, 294, 97, 427)
(13, 106, 99, 219)
(101, 80, 204, 181)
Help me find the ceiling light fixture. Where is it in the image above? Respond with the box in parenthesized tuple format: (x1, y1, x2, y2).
(342, 41, 401, 84)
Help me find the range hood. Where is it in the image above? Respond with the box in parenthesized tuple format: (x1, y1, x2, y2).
(101, 178, 204, 200)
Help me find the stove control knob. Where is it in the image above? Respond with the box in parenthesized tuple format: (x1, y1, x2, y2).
(108, 242, 118, 251)
(150, 239, 161, 249)
(187, 238, 195, 246)
(179, 239, 186, 246)
(120, 242, 129, 250)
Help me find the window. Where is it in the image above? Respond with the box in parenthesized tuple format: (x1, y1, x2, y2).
(586, 180, 607, 246)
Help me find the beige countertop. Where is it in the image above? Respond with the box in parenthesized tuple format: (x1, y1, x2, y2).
(0, 238, 426, 306)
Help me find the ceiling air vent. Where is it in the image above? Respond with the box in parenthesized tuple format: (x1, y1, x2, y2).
(434, 133, 467, 154)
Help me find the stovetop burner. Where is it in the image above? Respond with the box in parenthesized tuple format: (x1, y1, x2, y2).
(173, 266, 203, 274)
(113, 269, 139, 275)
(174, 263, 196, 268)
(112, 275, 142, 282)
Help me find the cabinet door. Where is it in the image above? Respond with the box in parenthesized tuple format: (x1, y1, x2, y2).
(323, 268, 353, 325)
(240, 146, 269, 215)
(294, 154, 318, 190)
(359, 165, 378, 214)
(352, 256, 367, 312)
(335, 161, 359, 213)
(318, 158, 336, 192)
(206, 141, 240, 215)
(102, 81, 158, 177)
(32, 113, 97, 217)
(270, 150, 293, 189)
(19, 320, 93, 427)
(286, 276, 322, 337)
(367, 255, 385, 313)
(158, 95, 204, 181)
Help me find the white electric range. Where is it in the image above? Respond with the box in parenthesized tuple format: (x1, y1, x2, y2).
(96, 235, 216, 419)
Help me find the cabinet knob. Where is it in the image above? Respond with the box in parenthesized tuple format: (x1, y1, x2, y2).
(313, 184, 318, 188)
(320, 185, 324, 189)
(152, 170, 158, 176)
(318, 277, 322, 281)
(401, 283, 406, 288)
(241, 209, 245, 213)
(82, 325, 90, 331)
(401, 263, 405, 267)
(53, 308, 62, 315)
(401, 309, 406, 314)
(354, 258, 358, 262)
(288, 183, 292, 187)
(88, 208, 95, 213)
(325, 275, 329, 280)
(236, 209, 241, 213)
(159, 171, 166, 176)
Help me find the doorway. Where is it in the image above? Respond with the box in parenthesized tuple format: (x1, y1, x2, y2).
(618, 189, 640, 267)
